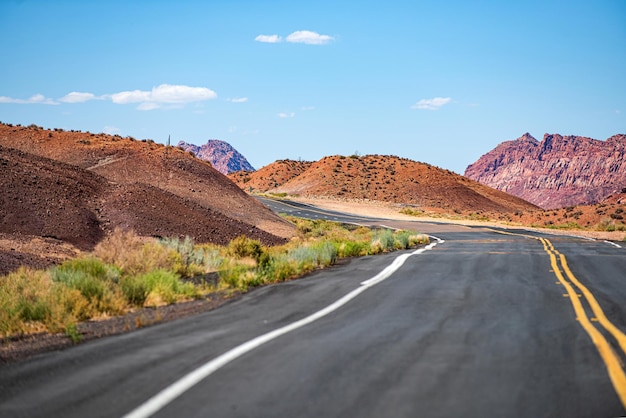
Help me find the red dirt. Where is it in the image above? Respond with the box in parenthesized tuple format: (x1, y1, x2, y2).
(0, 123, 296, 275)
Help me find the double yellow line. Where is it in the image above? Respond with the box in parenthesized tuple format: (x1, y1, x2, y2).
(539, 237, 626, 409)
(489, 228, 626, 408)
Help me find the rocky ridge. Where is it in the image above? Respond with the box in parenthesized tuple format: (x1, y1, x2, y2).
(177, 139, 254, 175)
(464, 133, 626, 209)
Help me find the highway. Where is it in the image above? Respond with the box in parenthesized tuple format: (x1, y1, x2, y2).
(1, 199, 625, 417)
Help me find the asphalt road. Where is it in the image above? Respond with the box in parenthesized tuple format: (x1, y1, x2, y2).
(1, 199, 625, 417)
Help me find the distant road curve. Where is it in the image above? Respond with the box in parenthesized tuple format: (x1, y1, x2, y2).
(1, 199, 625, 417)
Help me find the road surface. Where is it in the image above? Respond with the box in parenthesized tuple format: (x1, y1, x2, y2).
(1, 199, 625, 417)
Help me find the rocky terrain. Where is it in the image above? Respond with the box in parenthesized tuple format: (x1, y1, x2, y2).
(177, 139, 254, 175)
(464, 133, 626, 209)
(229, 155, 540, 214)
(0, 123, 294, 275)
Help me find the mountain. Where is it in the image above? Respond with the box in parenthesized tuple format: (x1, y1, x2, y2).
(0, 123, 294, 275)
(464, 133, 626, 209)
(229, 155, 539, 214)
(177, 140, 254, 175)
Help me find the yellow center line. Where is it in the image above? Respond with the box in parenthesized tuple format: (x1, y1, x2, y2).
(539, 237, 626, 409)
(487, 228, 626, 408)
(542, 239, 626, 355)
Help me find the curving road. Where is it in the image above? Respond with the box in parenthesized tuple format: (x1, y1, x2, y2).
(1, 199, 625, 417)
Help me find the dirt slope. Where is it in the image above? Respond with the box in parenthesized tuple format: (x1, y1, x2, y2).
(231, 155, 539, 214)
(0, 123, 295, 275)
(0, 123, 294, 239)
(229, 159, 312, 192)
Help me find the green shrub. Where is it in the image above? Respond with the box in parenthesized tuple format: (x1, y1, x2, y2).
(120, 276, 150, 306)
(226, 236, 265, 262)
(140, 269, 197, 306)
(51, 258, 125, 315)
(337, 240, 367, 257)
(371, 229, 395, 253)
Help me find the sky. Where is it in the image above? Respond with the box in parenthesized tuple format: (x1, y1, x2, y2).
(1, 0, 625, 174)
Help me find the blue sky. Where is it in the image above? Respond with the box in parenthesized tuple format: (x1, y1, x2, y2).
(1, 0, 625, 173)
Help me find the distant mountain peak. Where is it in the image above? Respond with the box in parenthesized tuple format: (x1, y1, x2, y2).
(177, 139, 255, 175)
(465, 132, 626, 209)
(518, 132, 537, 141)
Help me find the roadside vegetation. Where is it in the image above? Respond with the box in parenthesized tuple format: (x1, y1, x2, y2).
(0, 218, 428, 341)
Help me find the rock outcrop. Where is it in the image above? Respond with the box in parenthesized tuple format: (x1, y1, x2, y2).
(464, 133, 626, 209)
(178, 140, 254, 175)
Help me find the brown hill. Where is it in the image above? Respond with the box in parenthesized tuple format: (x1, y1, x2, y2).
(228, 159, 312, 192)
(0, 123, 294, 275)
(177, 139, 255, 175)
(230, 155, 539, 214)
(464, 133, 626, 209)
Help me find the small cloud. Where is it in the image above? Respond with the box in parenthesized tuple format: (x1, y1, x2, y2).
(0, 93, 58, 105)
(286, 30, 334, 45)
(228, 97, 248, 103)
(110, 84, 217, 110)
(137, 102, 161, 111)
(59, 92, 98, 103)
(411, 97, 452, 110)
(278, 112, 295, 118)
(255, 34, 282, 43)
(301, 106, 315, 111)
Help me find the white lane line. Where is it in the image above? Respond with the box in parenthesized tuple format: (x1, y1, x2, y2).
(122, 239, 443, 418)
(604, 240, 622, 248)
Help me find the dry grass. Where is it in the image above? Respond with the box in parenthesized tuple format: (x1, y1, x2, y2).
(1, 222, 428, 340)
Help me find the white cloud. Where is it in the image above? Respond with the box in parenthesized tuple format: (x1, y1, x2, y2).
(255, 34, 282, 43)
(109, 89, 152, 104)
(1, 84, 217, 110)
(286, 30, 334, 45)
(59, 92, 98, 103)
(278, 112, 295, 118)
(301, 106, 315, 111)
(110, 84, 217, 110)
(228, 97, 248, 103)
(137, 102, 161, 111)
(411, 97, 452, 110)
(0, 94, 58, 105)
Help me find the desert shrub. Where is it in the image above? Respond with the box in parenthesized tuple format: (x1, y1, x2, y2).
(337, 240, 367, 257)
(226, 236, 265, 263)
(0, 268, 89, 337)
(140, 269, 197, 306)
(371, 229, 395, 253)
(95, 229, 183, 276)
(120, 276, 150, 307)
(51, 258, 125, 316)
(0, 268, 51, 336)
(159, 236, 210, 276)
(394, 231, 411, 249)
(219, 264, 259, 290)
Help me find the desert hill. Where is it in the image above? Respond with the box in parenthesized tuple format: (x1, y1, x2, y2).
(0, 123, 294, 275)
(465, 133, 626, 209)
(229, 159, 312, 192)
(229, 154, 539, 214)
(177, 139, 254, 175)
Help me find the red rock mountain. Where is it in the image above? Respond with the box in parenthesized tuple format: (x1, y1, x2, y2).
(229, 155, 539, 214)
(177, 140, 254, 175)
(464, 133, 626, 209)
